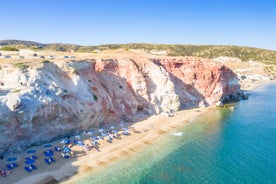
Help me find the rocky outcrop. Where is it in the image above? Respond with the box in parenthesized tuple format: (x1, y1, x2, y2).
(151, 57, 241, 106)
(0, 54, 241, 154)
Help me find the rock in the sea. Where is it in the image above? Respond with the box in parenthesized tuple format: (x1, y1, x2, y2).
(215, 101, 224, 107)
(0, 53, 241, 154)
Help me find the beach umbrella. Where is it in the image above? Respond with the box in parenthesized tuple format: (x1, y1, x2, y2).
(63, 146, 71, 153)
(77, 140, 85, 146)
(101, 133, 108, 137)
(6, 157, 17, 162)
(26, 150, 36, 154)
(87, 131, 94, 135)
(43, 144, 52, 148)
(60, 139, 67, 144)
(25, 158, 35, 165)
(60, 139, 70, 144)
(44, 151, 54, 157)
(98, 128, 105, 133)
(110, 126, 115, 129)
(74, 135, 81, 139)
(113, 130, 118, 133)
(122, 127, 128, 131)
(91, 136, 99, 141)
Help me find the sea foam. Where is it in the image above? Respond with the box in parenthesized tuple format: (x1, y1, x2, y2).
(171, 132, 183, 136)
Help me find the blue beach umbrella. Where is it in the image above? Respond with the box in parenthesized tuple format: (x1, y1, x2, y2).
(113, 130, 118, 133)
(6, 157, 17, 162)
(25, 158, 35, 165)
(91, 136, 99, 140)
(60, 139, 67, 144)
(60, 139, 70, 144)
(74, 135, 81, 139)
(101, 133, 108, 137)
(44, 151, 54, 157)
(63, 146, 71, 153)
(44, 144, 52, 148)
(77, 140, 85, 146)
(27, 150, 36, 154)
(87, 131, 94, 135)
(98, 128, 105, 133)
(110, 126, 115, 129)
(122, 127, 128, 131)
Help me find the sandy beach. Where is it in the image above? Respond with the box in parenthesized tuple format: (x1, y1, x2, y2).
(0, 106, 212, 184)
(1, 79, 275, 184)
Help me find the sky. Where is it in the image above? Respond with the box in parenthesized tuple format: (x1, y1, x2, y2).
(0, 0, 275, 50)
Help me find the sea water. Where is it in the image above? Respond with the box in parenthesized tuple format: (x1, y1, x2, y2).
(66, 83, 276, 184)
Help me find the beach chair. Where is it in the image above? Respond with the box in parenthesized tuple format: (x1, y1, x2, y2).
(44, 158, 51, 165)
(24, 166, 32, 172)
(50, 157, 56, 162)
(30, 164, 37, 170)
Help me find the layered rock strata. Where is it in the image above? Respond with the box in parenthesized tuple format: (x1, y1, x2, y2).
(0, 55, 241, 153)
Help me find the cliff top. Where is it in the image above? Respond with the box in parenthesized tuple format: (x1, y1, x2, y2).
(1, 40, 276, 64)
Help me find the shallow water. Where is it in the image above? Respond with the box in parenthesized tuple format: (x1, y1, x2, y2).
(66, 83, 276, 184)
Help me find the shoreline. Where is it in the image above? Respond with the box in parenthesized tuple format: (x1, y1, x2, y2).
(1, 80, 275, 184)
(241, 79, 276, 91)
(1, 106, 213, 184)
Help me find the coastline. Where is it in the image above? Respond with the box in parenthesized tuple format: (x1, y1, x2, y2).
(241, 79, 276, 91)
(1, 106, 212, 184)
(1, 80, 274, 184)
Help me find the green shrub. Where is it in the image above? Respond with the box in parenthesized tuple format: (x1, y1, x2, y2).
(41, 60, 50, 63)
(12, 89, 20, 93)
(93, 94, 98, 101)
(72, 68, 78, 74)
(13, 63, 29, 69)
(0, 46, 19, 51)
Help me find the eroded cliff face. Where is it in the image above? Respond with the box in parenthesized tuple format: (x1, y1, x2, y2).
(0, 53, 241, 153)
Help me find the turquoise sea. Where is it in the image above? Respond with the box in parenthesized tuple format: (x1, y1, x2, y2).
(67, 83, 276, 184)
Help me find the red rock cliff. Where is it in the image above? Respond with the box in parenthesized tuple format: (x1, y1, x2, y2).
(0, 52, 241, 153)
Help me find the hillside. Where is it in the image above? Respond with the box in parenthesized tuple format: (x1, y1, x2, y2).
(1, 40, 276, 64)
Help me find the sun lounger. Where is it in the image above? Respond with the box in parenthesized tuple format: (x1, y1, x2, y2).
(24, 166, 32, 172)
(44, 158, 51, 165)
(30, 164, 37, 169)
